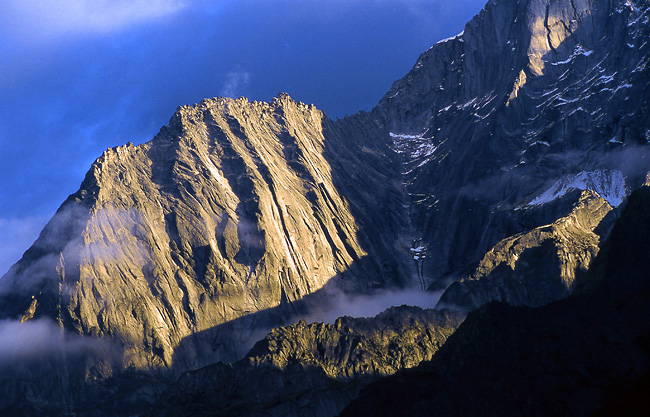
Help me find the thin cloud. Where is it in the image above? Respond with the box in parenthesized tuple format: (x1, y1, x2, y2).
(220, 71, 252, 99)
(0, 216, 48, 277)
(0, 318, 113, 365)
(1, 0, 188, 42)
(300, 288, 444, 325)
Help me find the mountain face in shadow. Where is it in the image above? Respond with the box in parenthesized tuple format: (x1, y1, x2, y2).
(0, 0, 648, 415)
(374, 0, 650, 290)
(341, 185, 650, 417)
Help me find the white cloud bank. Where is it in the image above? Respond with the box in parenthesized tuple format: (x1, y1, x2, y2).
(1, 0, 187, 42)
(0, 318, 109, 365)
(301, 288, 444, 325)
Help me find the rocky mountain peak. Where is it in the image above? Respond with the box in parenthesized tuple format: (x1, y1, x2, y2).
(375, 0, 649, 288)
(0, 87, 408, 374)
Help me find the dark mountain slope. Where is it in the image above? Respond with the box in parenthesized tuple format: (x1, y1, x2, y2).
(148, 307, 462, 417)
(375, 0, 650, 289)
(341, 186, 650, 416)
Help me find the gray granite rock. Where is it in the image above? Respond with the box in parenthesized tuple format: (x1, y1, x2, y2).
(375, 0, 650, 289)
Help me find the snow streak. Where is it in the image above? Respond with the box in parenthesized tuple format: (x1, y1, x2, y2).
(529, 169, 628, 207)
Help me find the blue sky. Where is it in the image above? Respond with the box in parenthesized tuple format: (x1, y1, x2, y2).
(0, 0, 486, 275)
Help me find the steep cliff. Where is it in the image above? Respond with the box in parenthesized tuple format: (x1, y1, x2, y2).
(0, 94, 409, 373)
(376, 0, 650, 289)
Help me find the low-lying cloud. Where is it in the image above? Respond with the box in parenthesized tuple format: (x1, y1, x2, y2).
(301, 288, 444, 325)
(0, 318, 110, 365)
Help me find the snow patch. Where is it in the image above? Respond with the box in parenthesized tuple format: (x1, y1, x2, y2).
(529, 170, 627, 207)
(390, 133, 423, 140)
(460, 97, 478, 109)
(440, 104, 453, 113)
(410, 246, 426, 260)
(435, 30, 464, 45)
(391, 132, 437, 161)
(551, 44, 594, 66)
(597, 74, 616, 84)
(568, 106, 585, 116)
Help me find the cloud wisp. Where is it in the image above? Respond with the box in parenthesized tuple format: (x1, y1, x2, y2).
(300, 288, 444, 325)
(0, 318, 112, 366)
(0, 216, 49, 277)
(220, 71, 252, 99)
(1, 0, 187, 42)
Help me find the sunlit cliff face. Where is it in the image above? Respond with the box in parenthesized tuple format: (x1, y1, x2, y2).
(0, 94, 406, 371)
(526, 0, 592, 76)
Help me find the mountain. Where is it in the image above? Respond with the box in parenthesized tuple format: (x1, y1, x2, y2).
(374, 0, 650, 291)
(0, 0, 648, 414)
(437, 189, 616, 310)
(0, 95, 411, 372)
(340, 185, 650, 417)
(148, 306, 462, 417)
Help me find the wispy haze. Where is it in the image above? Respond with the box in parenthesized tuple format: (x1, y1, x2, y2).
(300, 289, 445, 325)
(0, 0, 486, 275)
(0, 318, 113, 365)
(1, 0, 187, 41)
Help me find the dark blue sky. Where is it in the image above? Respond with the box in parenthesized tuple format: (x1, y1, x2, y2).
(0, 0, 486, 274)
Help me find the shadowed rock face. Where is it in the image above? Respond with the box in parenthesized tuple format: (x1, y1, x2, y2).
(375, 0, 650, 289)
(340, 186, 650, 417)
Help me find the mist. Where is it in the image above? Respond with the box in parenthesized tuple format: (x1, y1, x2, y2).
(300, 288, 444, 325)
(0, 215, 49, 277)
(0, 318, 111, 366)
(0, 204, 153, 299)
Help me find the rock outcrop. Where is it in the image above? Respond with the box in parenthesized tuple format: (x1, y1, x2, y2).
(149, 306, 463, 417)
(438, 189, 616, 310)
